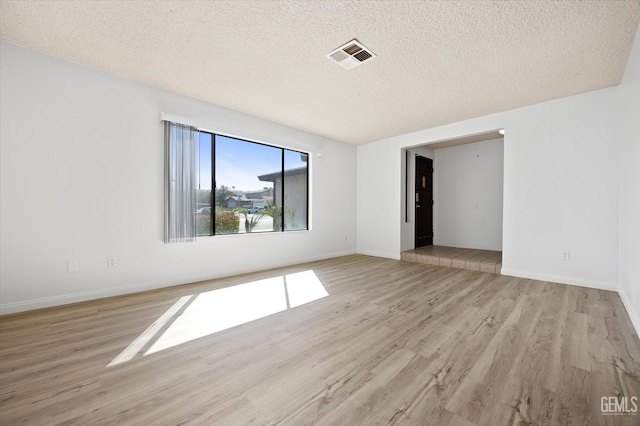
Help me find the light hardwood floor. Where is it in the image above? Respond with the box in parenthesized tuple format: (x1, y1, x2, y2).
(1, 255, 639, 425)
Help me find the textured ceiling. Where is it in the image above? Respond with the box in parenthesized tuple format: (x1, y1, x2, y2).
(1, 1, 639, 145)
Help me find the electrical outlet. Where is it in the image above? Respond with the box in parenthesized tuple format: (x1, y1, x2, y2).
(560, 250, 571, 261)
(67, 260, 79, 273)
(107, 256, 117, 268)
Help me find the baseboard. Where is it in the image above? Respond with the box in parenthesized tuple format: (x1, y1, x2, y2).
(0, 249, 358, 316)
(0, 280, 182, 315)
(500, 268, 618, 292)
(356, 249, 401, 260)
(618, 286, 640, 338)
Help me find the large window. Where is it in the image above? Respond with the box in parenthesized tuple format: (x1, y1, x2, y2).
(191, 131, 308, 237)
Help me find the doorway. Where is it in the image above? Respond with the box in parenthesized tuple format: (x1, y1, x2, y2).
(415, 155, 433, 247)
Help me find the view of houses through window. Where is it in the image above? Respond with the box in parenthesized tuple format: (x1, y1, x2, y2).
(195, 132, 308, 236)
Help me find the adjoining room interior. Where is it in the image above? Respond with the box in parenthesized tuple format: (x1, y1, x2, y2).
(1, 1, 640, 424)
(401, 131, 505, 274)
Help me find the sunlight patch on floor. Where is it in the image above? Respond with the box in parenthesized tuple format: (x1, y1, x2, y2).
(108, 270, 328, 366)
(286, 270, 329, 308)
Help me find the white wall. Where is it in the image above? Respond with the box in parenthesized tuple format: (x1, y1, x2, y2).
(433, 138, 503, 250)
(357, 140, 401, 259)
(357, 86, 621, 291)
(0, 42, 357, 314)
(619, 81, 640, 335)
(618, 26, 640, 335)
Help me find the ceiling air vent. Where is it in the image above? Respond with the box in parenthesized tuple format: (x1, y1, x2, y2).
(327, 39, 376, 70)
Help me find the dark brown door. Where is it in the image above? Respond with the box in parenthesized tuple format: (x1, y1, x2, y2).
(415, 155, 433, 247)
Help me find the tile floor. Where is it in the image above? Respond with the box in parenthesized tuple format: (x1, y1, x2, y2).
(401, 245, 502, 274)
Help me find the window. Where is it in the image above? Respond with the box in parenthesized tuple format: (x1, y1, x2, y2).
(215, 135, 282, 234)
(283, 149, 309, 231)
(195, 132, 213, 237)
(166, 122, 308, 241)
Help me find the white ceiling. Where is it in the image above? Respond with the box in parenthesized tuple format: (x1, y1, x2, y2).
(1, 1, 639, 145)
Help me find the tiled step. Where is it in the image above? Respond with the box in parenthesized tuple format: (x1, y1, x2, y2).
(401, 246, 502, 274)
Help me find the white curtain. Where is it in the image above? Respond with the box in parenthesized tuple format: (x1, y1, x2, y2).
(164, 121, 198, 243)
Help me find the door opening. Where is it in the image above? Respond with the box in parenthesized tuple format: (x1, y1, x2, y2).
(415, 155, 433, 247)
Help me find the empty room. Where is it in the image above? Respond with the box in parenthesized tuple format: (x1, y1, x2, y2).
(1, 1, 639, 425)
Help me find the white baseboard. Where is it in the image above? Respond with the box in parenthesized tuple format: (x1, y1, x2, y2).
(618, 286, 640, 337)
(0, 250, 357, 315)
(356, 249, 401, 260)
(500, 268, 618, 292)
(0, 280, 180, 315)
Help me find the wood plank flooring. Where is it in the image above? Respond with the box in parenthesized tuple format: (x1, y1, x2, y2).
(1, 255, 639, 425)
